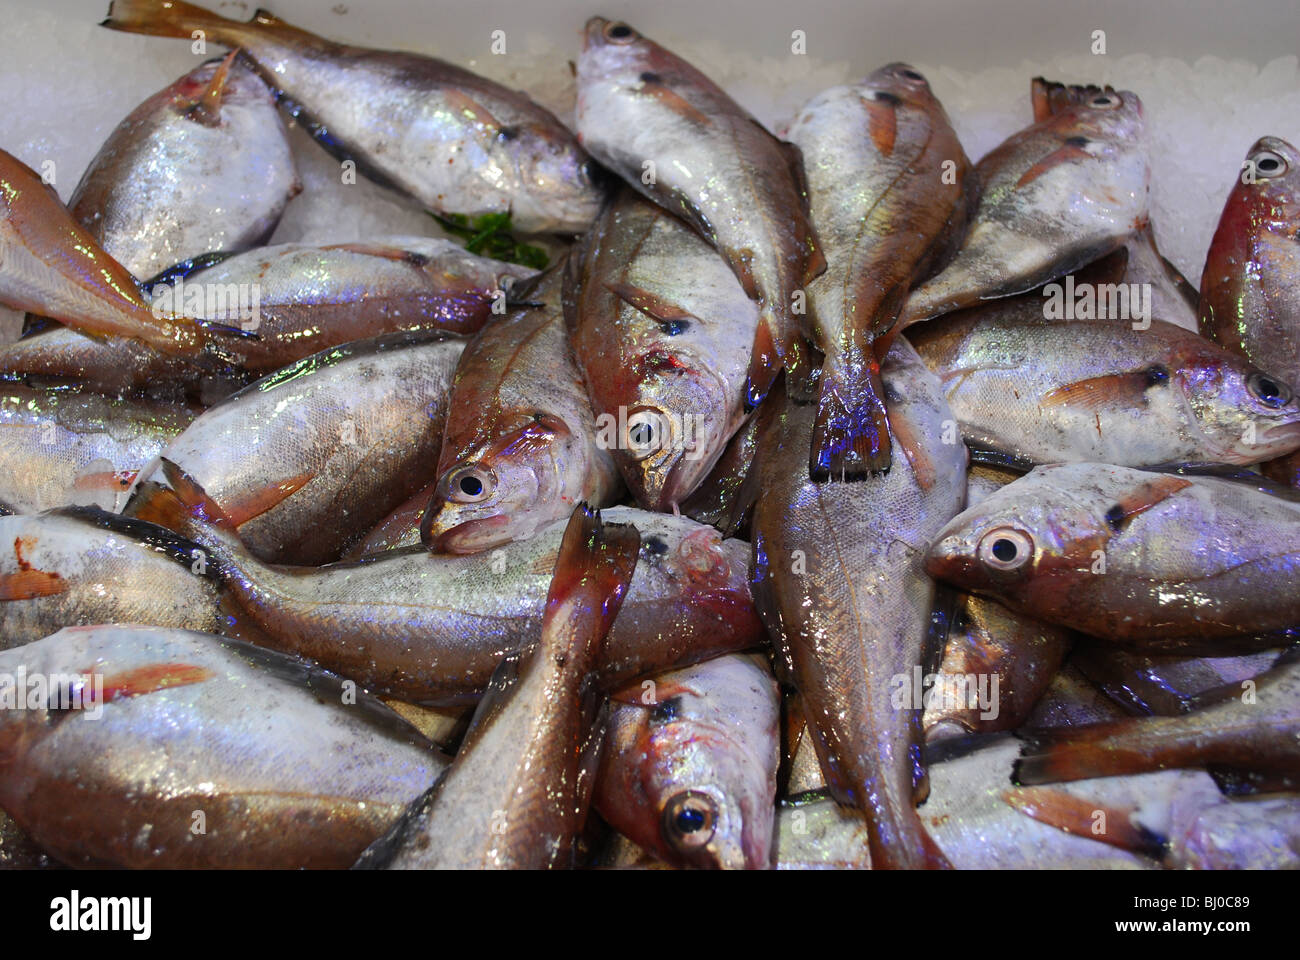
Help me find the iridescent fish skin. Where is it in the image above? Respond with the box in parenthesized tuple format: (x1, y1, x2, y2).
(788, 63, 973, 478)
(68, 54, 300, 280)
(568, 190, 756, 511)
(0, 149, 222, 357)
(595, 654, 780, 870)
(575, 18, 821, 408)
(103, 0, 603, 234)
(423, 267, 621, 554)
(927, 463, 1300, 644)
(138, 330, 464, 565)
(372, 506, 638, 869)
(0, 508, 224, 651)
(0, 385, 193, 514)
(902, 80, 1149, 325)
(750, 341, 967, 869)
(140, 480, 763, 706)
(0, 625, 447, 869)
(908, 312, 1300, 467)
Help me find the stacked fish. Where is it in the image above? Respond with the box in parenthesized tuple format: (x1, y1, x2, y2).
(0, 1, 1296, 870)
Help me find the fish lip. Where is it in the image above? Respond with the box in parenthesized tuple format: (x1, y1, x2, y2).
(581, 16, 609, 53)
(430, 515, 513, 555)
(1260, 420, 1300, 447)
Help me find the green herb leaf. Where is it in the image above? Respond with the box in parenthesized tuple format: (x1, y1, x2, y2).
(431, 212, 549, 270)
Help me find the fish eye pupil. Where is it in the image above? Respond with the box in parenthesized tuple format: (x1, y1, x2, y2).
(459, 475, 483, 497)
(1257, 156, 1280, 172)
(631, 422, 655, 447)
(676, 807, 706, 833)
(608, 23, 632, 38)
(991, 538, 1018, 562)
(901, 69, 923, 80)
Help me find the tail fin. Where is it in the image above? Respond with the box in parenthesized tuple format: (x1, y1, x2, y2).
(1003, 787, 1168, 859)
(543, 505, 641, 644)
(743, 318, 783, 412)
(101, 0, 240, 40)
(1013, 722, 1153, 785)
(810, 365, 892, 481)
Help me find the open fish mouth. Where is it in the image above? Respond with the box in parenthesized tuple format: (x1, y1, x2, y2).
(429, 514, 514, 555)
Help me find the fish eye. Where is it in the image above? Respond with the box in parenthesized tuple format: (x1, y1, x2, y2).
(1247, 372, 1292, 409)
(662, 791, 717, 851)
(444, 464, 495, 503)
(1089, 92, 1121, 109)
(604, 21, 637, 43)
(1250, 150, 1288, 178)
(625, 409, 670, 459)
(898, 67, 925, 82)
(977, 527, 1033, 571)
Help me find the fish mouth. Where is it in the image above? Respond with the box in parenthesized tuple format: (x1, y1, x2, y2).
(1260, 420, 1300, 448)
(581, 16, 609, 52)
(429, 514, 513, 555)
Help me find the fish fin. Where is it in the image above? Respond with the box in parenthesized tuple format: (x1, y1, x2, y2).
(638, 78, 712, 127)
(439, 89, 505, 135)
(1030, 78, 1116, 120)
(187, 49, 239, 127)
(1003, 787, 1168, 858)
(603, 281, 698, 331)
(1040, 367, 1172, 413)
(743, 318, 782, 411)
(862, 92, 898, 155)
(159, 458, 239, 530)
(810, 363, 892, 480)
(101, 0, 239, 40)
(92, 663, 215, 702)
(1101, 475, 1192, 532)
(1013, 724, 1146, 785)
(321, 242, 434, 266)
(1016, 142, 1094, 189)
(221, 471, 315, 527)
(887, 396, 937, 491)
(544, 504, 640, 634)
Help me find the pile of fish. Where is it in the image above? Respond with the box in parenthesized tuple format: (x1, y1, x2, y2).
(0, 1, 1298, 870)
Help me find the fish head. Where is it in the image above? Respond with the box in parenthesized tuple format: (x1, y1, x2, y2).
(865, 62, 937, 105)
(423, 413, 579, 554)
(503, 124, 607, 235)
(1176, 345, 1300, 463)
(578, 18, 673, 97)
(1229, 136, 1300, 213)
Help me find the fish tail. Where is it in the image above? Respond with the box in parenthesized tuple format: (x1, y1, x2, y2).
(1003, 787, 1169, 859)
(743, 317, 783, 412)
(128, 460, 237, 547)
(866, 814, 952, 870)
(810, 364, 892, 481)
(544, 504, 641, 644)
(1013, 724, 1153, 785)
(101, 0, 244, 42)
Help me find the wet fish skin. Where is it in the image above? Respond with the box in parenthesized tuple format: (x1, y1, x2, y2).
(901, 80, 1149, 325)
(1015, 651, 1300, 785)
(750, 340, 968, 869)
(0, 148, 230, 357)
(0, 625, 448, 868)
(1071, 645, 1282, 717)
(102, 0, 603, 234)
(575, 18, 820, 408)
(376, 505, 639, 869)
(1169, 795, 1300, 869)
(137, 329, 464, 565)
(788, 63, 973, 479)
(0, 508, 224, 650)
(908, 312, 1300, 467)
(681, 412, 759, 535)
(568, 190, 756, 511)
(596, 653, 780, 870)
(927, 463, 1300, 644)
(423, 266, 621, 554)
(139, 472, 764, 706)
(68, 53, 300, 280)
(0, 385, 193, 514)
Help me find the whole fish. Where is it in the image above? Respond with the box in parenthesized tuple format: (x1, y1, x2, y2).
(901, 80, 1149, 325)
(0, 385, 193, 514)
(568, 190, 757, 510)
(908, 313, 1300, 467)
(0, 148, 239, 357)
(1015, 649, 1300, 786)
(0, 625, 448, 868)
(0, 507, 225, 650)
(137, 469, 763, 705)
(68, 52, 299, 280)
(1200, 136, 1300, 489)
(788, 63, 973, 478)
(366, 505, 638, 869)
(135, 330, 464, 565)
(595, 654, 780, 870)
(103, 0, 603, 234)
(750, 341, 968, 869)
(575, 18, 822, 408)
(927, 463, 1300, 645)
(422, 267, 621, 554)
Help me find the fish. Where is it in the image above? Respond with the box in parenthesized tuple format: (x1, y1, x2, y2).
(788, 63, 974, 478)
(927, 463, 1300, 645)
(0, 384, 194, 514)
(68, 52, 299, 280)
(1200, 136, 1300, 489)
(102, 0, 603, 234)
(0, 148, 243, 358)
(595, 653, 780, 870)
(907, 311, 1300, 467)
(0, 624, 448, 868)
(575, 17, 822, 409)
(135, 466, 764, 706)
(750, 340, 968, 869)
(1015, 648, 1300, 786)
(567, 189, 757, 510)
(0, 507, 225, 650)
(901, 79, 1149, 325)
(422, 265, 621, 554)
(1070, 645, 1283, 717)
(132, 329, 465, 565)
(364, 505, 639, 869)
